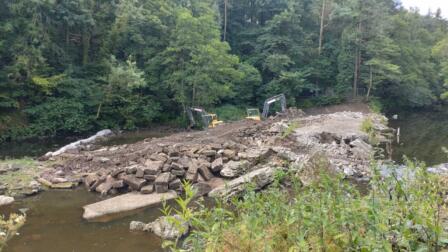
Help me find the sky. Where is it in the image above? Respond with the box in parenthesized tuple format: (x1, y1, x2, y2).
(400, 0, 448, 18)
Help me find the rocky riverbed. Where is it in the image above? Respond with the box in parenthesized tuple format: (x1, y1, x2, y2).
(32, 108, 391, 206)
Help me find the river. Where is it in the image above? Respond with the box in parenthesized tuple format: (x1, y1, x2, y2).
(2, 189, 164, 252)
(389, 110, 448, 166)
(1, 110, 447, 251)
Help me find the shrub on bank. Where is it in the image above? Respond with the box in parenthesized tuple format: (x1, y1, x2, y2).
(164, 161, 448, 251)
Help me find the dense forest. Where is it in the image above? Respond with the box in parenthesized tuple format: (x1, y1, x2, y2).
(1, 0, 448, 141)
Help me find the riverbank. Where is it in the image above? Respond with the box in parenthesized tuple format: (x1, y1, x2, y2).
(4, 103, 445, 251)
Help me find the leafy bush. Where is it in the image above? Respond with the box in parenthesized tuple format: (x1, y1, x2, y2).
(281, 121, 300, 139)
(361, 117, 380, 145)
(164, 161, 448, 251)
(368, 98, 383, 114)
(212, 105, 246, 122)
(0, 213, 26, 250)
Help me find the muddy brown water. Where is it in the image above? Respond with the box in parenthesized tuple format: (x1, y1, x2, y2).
(1, 188, 165, 252)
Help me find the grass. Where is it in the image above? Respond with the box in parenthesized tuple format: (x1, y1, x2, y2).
(368, 98, 383, 114)
(281, 121, 300, 139)
(360, 116, 380, 146)
(163, 159, 448, 252)
(0, 158, 42, 195)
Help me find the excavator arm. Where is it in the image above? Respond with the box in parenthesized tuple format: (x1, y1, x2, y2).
(186, 107, 223, 129)
(262, 94, 286, 118)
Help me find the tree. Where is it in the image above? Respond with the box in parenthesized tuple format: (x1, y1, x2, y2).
(162, 6, 243, 108)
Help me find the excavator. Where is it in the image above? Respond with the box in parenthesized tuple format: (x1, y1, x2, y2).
(186, 107, 224, 129)
(246, 94, 287, 121)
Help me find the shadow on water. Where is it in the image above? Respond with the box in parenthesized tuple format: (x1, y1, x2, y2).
(0, 127, 180, 159)
(389, 110, 448, 166)
(1, 188, 165, 252)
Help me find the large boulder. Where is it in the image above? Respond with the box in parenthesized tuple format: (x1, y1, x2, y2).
(145, 160, 164, 175)
(150, 215, 189, 240)
(123, 175, 147, 191)
(192, 182, 212, 198)
(95, 175, 116, 195)
(211, 158, 223, 173)
(0, 195, 14, 206)
(220, 160, 249, 178)
(130, 221, 151, 232)
(349, 139, 373, 160)
(155, 173, 171, 193)
(210, 167, 276, 198)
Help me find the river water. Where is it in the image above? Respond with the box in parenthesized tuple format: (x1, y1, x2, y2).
(1, 110, 447, 251)
(389, 110, 448, 166)
(2, 189, 165, 252)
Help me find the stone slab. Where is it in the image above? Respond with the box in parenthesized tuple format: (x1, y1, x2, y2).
(83, 191, 177, 220)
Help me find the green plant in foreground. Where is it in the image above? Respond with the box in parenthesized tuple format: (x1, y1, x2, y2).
(281, 121, 300, 139)
(0, 214, 26, 251)
(163, 160, 448, 252)
(361, 117, 380, 146)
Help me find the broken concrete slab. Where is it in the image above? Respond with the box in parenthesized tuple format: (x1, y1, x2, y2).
(155, 172, 171, 193)
(144, 160, 164, 175)
(123, 175, 147, 190)
(210, 167, 276, 198)
(220, 160, 249, 178)
(82, 191, 177, 220)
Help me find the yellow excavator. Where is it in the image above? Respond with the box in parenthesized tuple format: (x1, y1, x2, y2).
(246, 94, 287, 121)
(187, 107, 223, 129)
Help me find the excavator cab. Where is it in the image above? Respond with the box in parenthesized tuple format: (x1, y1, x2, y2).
(246, 108, 261, 121)
(246, 94, 287, 121)
(186, 107, 223, 129)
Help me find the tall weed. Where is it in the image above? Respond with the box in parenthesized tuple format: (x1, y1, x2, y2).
(164, 161, 448, 251)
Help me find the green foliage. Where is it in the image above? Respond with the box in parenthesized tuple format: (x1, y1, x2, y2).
(361, 116, 379, 145)
(0, 214, 26, 250)
(1, 0, 448, 141)
(212, 105, 246, 122)
(368, 98, 383, 113)
(165, 161, 448, 251)
(162, 5, 243, 108)
(281, 121, 300, 139)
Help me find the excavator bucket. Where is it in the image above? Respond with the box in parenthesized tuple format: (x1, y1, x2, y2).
(208, 114, 224, 128)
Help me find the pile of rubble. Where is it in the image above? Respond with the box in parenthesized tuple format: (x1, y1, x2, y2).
(39, 110, 392, 199)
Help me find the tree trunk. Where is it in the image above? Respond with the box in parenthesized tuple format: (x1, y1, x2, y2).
(366, 65, 373, 100)
(82, 28, 90, 65)
(353, 47, 359, 98)
(353, 21, 362, 98)
(223, 0, 228, 41)
(318, 0, 326, 56)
